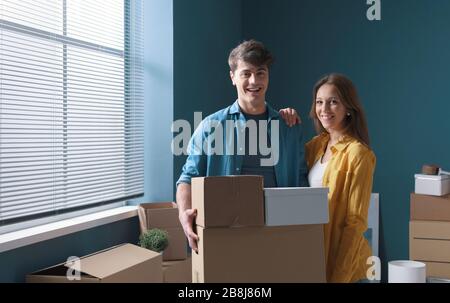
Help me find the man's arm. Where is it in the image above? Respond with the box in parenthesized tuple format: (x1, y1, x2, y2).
(176, 182, 199, 253)
(175, 119, 208, 253)
(298, 124, 310, 187)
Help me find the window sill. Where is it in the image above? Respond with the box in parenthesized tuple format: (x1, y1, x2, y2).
(0, 206, 138, 253)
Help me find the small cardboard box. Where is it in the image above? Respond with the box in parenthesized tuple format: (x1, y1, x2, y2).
(410, 193, 450, 221)
(192, 176, 264, 228)
(414, 174, 450, 196)
(410, 221, 450, 278)
(410, 220, 450, 262)
(192, 224, 326, 283)
(423, 262, 450, 280)
(26, 244, 163, 283)
(264, 187, 329, 226)
(138, 202, 187, 261)
(163, 257, 192, 283)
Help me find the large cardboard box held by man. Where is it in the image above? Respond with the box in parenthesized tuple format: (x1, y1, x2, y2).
(27, 244, 163, 283)
(192, 224, 326, 283)
(191, 176, 265, 228)
(138, 202, 187, 261)
(410, 221, 450, 278)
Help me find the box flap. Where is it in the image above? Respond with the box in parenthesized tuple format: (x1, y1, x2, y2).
(140, 202, 177, 210)
(139, 202, 180, 229)
(264, 187, 329, 197)
(77, 243, 161, 279)
(193, 175, 264, 228)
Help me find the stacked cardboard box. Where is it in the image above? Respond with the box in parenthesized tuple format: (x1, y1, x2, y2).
(191, 176, 327, 283)
(410, 193, 450, 279)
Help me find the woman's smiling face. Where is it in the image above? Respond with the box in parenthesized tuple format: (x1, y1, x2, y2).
(315, 83, 347, 133)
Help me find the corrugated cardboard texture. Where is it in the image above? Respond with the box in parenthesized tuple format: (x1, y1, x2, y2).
(410, 221, 450, 277)
(192, 224, 326, 283)
(192, 176, 264, 228)
(410, 193, 450, 221)
(27, 244, 163, 283)
(162, 227, 188, 261)
(163, 257, 192, 283)
(423, 262, 450, 279)
(409, 220, 450, 240)
(138, 202, 187, 261)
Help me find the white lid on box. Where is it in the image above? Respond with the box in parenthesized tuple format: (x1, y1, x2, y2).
(264, 187, 329, 197)
(414, 174, 450, 181)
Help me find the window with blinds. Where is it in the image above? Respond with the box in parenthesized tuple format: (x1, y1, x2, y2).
(0, 0, 144, 228)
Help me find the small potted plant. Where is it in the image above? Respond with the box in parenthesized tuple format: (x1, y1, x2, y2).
(138, 228, 169, 253)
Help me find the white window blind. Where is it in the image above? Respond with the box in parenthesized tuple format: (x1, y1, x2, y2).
(0, 0, 144, 226)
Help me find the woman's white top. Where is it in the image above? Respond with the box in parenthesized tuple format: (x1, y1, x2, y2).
(308, 157, 329, 187)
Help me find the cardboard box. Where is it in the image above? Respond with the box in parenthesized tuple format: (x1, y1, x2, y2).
(410, 193, 450, 221)
(163, 257, 192, 283)
(423, 262, 450, 279)
(264, 187, 329, 226)
(414, 174, 450, 196)
(138, 202, 187, 261)
(410, 221, 450, 278)
(192, 176, 264, 228)
(27, 244, 163, 283)
(192, 224, 326, 283)
(410, 220, 450, 262)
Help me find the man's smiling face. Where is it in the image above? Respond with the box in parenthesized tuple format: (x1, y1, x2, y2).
(230, 60, 269, 108)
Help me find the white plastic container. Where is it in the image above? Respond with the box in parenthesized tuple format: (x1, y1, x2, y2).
(414, 174, 450, 196)
(263, 187, 329, 226)
(388, 260, 426, 283)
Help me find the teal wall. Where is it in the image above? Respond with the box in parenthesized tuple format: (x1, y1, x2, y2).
(0, 0, 173, 282)
(130, 0, 174, 204)
(242, 0, 450, 280)
(173, 0, 243, 187)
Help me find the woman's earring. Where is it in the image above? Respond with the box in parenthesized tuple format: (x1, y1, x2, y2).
(347, 112, 351, 116)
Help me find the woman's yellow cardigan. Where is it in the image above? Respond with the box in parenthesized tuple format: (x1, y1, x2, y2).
(306, 133, 376, 283)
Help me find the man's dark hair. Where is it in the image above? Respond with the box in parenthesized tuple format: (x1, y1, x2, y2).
(228, 39, 274, 72)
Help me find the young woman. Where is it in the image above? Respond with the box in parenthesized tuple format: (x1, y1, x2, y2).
(306, 73, 376, 282)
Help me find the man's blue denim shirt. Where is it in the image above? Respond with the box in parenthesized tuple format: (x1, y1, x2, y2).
(176, 100, 309, 187)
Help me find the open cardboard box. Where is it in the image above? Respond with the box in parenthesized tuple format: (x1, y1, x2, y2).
(138, 202, 187, 261)
(27, 243, 163, 283)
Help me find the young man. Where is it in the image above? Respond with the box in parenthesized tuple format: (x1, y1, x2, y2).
(176, 40, 308, 252)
